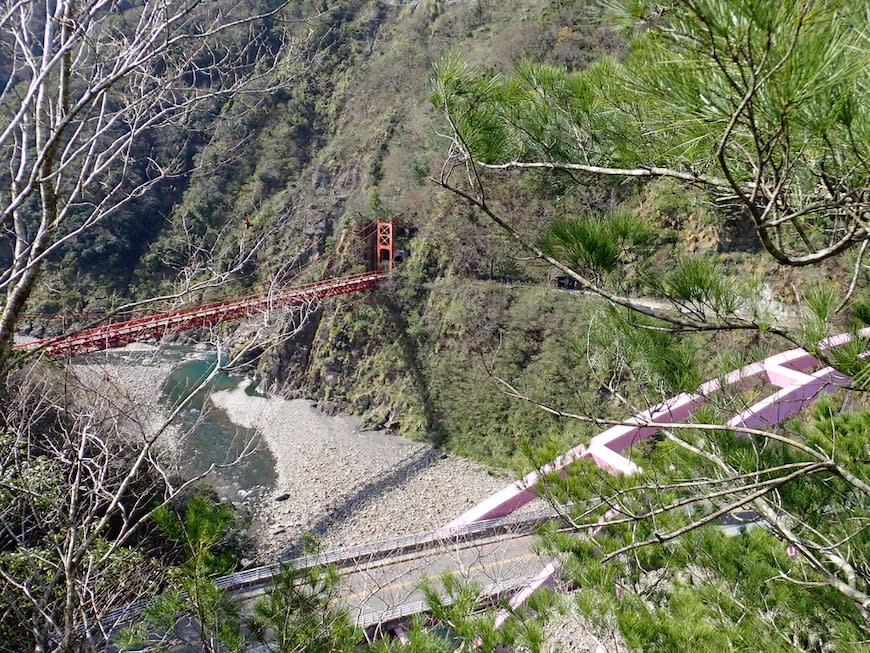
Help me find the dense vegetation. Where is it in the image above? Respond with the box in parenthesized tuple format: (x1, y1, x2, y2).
(431, 0, 869, 647)
(2, 0, 868, 650)
(1, 1, 626, 649)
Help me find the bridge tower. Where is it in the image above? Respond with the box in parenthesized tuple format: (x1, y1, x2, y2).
(376, 220, 394, 273)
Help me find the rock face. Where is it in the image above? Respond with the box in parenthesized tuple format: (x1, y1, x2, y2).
(257, 305, 324, 396)
(246, 1, 626, 448)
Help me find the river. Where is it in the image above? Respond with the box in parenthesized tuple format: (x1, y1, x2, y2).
(71, 345, 278, 507)
(71, 342, 522, 558)
(160, 351, 277, 504)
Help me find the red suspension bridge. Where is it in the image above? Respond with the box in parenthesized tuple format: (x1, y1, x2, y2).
(14, 221, 397, 359)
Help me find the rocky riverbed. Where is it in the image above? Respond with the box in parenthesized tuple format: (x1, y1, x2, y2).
(209, 380, 610, 652)
(209, 380, 522, 557)
(67, 344, 183, 455)
(50, 340, 524, 557)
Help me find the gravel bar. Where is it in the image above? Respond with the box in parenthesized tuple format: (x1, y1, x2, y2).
(209, 380, 534, 557)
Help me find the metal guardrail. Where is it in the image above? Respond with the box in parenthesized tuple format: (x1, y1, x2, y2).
(218, 505, 561, 591)
(357, 574, 540, 630)
(242, 574, 537, 653)
(101, 506, 563, 628)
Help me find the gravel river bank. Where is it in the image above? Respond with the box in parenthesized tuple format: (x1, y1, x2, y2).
(207, 381, 607, 651)
(210, 381, 516, 557)
(47, 341, 517, 558)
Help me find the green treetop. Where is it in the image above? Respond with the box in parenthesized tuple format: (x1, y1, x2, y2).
(432, 0, 870, 648)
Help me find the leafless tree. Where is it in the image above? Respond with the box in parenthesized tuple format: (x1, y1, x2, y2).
(0, 293, 324, 651)
(0, 0, 313, 369)
(0, 2, 334, 647)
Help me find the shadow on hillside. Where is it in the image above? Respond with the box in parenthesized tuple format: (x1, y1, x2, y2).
(381, 293, 448, 448)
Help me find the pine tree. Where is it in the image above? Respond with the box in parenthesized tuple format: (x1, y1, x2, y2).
(432, 0, 870, 647)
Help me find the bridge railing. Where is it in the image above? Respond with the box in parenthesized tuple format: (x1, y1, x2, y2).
(439, 327, 870, 627)
(100, 506, 563, 629)
(15, 271, 387, 358)
(358, 574, 540, 633)
(445, 327, 870, 530)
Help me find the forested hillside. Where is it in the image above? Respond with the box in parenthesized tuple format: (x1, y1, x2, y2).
(237, 0, 632, 464)
(16, 0, 863, 467)
(4, 0, 868, 649)
(20, 0, 633, 465)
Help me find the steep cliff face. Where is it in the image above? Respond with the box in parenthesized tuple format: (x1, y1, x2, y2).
(241, 1, 628, 466)
(25, 0, 625, 467)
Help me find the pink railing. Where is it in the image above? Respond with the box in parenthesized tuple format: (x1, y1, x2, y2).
(439, 328, 870, 623)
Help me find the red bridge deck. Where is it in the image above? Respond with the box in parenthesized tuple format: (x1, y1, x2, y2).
(15, 271, 387, 359)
